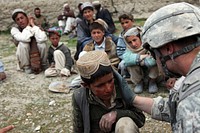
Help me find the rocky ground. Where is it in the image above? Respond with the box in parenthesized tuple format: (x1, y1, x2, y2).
(0, 34, 172, 133)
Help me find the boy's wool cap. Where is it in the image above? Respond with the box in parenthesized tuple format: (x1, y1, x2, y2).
(12, 8, 26, 21)
(63, 3, 69, 8)
(94, 19, 108, 30)
(76, 51, 111, 79)
(81, 2, 93, 11)
(12, 8, 25, 16)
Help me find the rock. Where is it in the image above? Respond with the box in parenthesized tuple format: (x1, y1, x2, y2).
(49, 100, 56, 106)
(34, 125, 41, 131)
(30, 75, 36, 79)
(26, 112, 32, 116)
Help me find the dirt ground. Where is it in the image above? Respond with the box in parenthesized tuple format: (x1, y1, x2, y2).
(0, 34, 172, 133)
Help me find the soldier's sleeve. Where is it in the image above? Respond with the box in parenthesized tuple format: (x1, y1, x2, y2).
(151, 96, 171, 122)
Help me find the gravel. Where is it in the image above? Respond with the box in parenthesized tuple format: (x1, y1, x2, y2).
(0, 34, 172, 133)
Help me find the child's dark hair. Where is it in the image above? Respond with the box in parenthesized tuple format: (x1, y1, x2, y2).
(48, 31, 61, 38)
(78, 3, 83, 9)
(34, 7, 40, 11)
(81, 65, 113, 84)
(118, 13, 134, 22)
(89, 22, 105, 33)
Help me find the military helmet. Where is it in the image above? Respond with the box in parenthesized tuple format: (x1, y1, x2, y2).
(142, 2, 200, 49)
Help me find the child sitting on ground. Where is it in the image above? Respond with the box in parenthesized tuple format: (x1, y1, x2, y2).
(123, 27, 159, 94)
(117, 13, 135, 78)
(73, 50, 145, 132)
(81, 20, 120, 69)
(71, 20, 120, 87)
(45, 28, 74, 77)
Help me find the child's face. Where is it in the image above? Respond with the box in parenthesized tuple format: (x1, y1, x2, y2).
(83, 9, 94, 22)
(126, 35, 142, 49)
(15, 13, 29, 29)
(120, 18, 134, 31)
(88, 73, 114, 102)
(91, 29, 105, 45)
(49, 34, 60, 47)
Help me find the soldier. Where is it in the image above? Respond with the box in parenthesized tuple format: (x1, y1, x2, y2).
(122, 2, 200, 132)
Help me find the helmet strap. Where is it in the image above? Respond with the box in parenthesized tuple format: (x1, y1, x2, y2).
(162, 38, 200, 63)
(155, 38, 200, 78)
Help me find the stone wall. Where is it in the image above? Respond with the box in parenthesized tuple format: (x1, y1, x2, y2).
(0, 0, 199, 31)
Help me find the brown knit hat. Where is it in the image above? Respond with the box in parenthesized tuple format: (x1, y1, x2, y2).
(76, 51, 111, 79)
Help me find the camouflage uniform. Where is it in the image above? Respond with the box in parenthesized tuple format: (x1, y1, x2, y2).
(152, 51, 200, 132)
(141, 2, 200, 132)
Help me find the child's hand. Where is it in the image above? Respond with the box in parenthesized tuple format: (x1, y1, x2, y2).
(0, 125, 14, 133)
(140, 54, 149, 60)
(99, 111, 117, 133)
(28, 16, 35, 27)
(166, 78, 177, 89)
(50, 63, 55, 68)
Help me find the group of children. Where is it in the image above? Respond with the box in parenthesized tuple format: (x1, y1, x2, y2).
(8, 1, 160, 94)
(3, 2, 196, 133)
(73, 1, 159, 94)
(1, 1, 182, 133)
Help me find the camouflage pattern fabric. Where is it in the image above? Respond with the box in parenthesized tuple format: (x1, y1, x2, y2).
(152, 51, 200, 132)
(142, 2, 200, 49)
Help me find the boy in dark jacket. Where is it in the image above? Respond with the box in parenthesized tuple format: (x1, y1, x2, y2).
(45, 28, 73, 77)
(72, 51, 145, 133)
